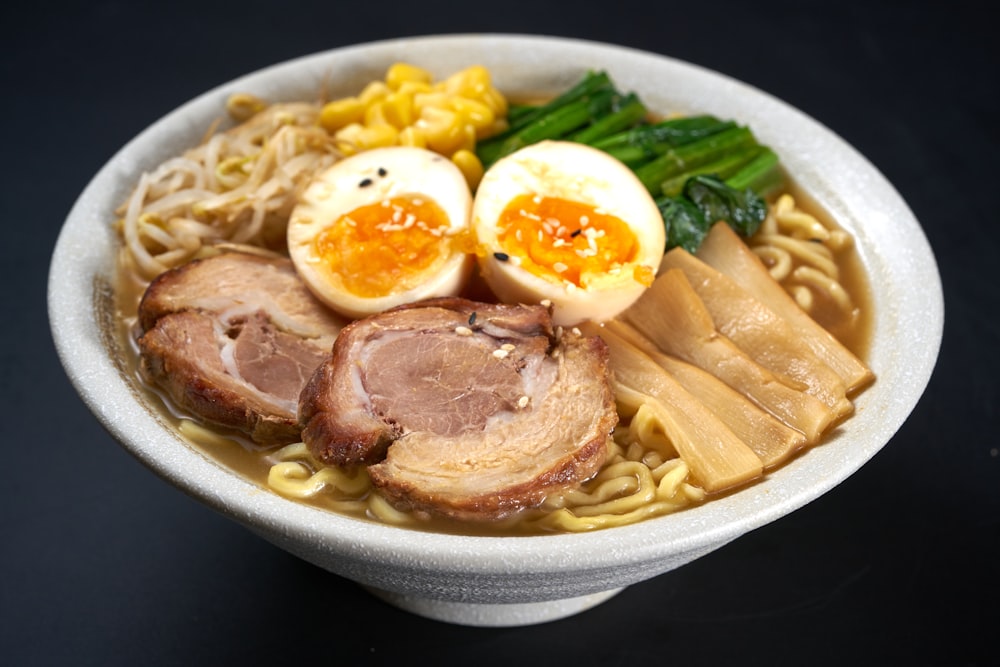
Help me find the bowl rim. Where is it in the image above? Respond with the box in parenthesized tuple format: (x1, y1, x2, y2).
(47, 32, 944, 576)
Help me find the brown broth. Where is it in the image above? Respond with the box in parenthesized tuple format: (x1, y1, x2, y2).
(114, 176, 875, 536)
(769, 182, 874, 361)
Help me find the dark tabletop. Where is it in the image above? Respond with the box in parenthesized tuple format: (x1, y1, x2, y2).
(4, 1, 997, 665)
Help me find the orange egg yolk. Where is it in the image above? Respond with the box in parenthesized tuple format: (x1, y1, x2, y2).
(313, 195, 455, 297)
(495, 194, 642, 287)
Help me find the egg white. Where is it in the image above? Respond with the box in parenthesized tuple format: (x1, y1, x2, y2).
(472, 140, 666, 326)
(288, 146, 473, 319)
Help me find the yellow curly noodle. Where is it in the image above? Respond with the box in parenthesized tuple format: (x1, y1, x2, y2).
(115, 65, 866, 535)
(261, 423, 706, 534)
(266, 443, 376, 518)
(749, 194, 858, 324)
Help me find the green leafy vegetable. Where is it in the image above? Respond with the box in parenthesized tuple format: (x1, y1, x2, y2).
(658, 145, 765, 198)
(632, 125, 759, 195)
(567, 92, 647, 145)
(658, 196, 712, 253)
(476, 71, 785, 252)
(590, 116, 735, 166)
(685, 174, 767, 237)
(724, 146, 784, 197)
(476, 70, 618, 166)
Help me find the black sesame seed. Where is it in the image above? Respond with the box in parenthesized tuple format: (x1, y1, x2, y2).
(358, 177, 373, 187)
(378, 167, 388, 177)
(468, 312, 477, 326)
(493, 252, 510, 262)
(570, 229, 582, 237)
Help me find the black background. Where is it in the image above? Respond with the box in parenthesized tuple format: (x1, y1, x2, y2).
(4, 1, 998, 665)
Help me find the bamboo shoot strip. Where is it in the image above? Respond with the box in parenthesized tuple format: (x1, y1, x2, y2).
(621, 268, 836, 442)
(602, 320, 808, 468)
(660, 247, 854, 423)
(581, 321, 763, 492)
(695, 222, 874, 393)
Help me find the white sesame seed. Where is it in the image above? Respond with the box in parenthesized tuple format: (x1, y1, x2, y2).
(501, 343, 516, 351)
(571, 327, 582, 336)
(517, 395, 530, 409)
(553, 262, 568, 273)
(454, 326, 473, 336)
(493, 348, 509, 359)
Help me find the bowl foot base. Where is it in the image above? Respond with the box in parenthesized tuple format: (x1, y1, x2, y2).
(363, 586, 624, 627)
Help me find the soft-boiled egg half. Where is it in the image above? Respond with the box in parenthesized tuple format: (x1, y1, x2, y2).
(473, 140, 666, 326)
(288, 146, 473, 319)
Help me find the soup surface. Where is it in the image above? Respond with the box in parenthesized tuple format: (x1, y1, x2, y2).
(112, 64, 875, 535)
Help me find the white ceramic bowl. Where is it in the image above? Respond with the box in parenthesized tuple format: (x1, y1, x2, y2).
(48, 34, 943, 627)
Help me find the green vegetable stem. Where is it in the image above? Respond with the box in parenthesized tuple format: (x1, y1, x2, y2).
(476, 70, 787, 251)
(590, 116, 735, 167)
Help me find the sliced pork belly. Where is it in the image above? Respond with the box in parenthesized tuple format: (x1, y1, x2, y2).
(137, 251, 345, 445)
(298, 297, 617, 522)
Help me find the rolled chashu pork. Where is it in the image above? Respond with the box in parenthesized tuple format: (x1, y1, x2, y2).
(298, 297, 618, 522)
(137, 251, 345, 445)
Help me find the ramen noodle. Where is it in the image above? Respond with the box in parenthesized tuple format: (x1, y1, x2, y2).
(116, 70, 872, 535)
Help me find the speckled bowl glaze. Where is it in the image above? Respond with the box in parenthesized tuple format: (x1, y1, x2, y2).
(48, 34, 943, 627)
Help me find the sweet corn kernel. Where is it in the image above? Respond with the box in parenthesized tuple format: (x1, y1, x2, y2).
(396, 80, 433, 97)
(386, 62, 433, 90)
(481, 87, 509, 117)
(442, 65, 491, 99)
(451, 149, 484, 190)
(334, 123, 399, 155)
(412, 91, 451, 116)
(398, 126, 427, 148)
(357, 123, 399, 149)
(319, 97, 366, 132)
(447, 97, 495, 133)
(418, 107, 468, 155)
(358, 81, 391, 105)
(380, 92, 415, 129)
(317, 63, 509, 164)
